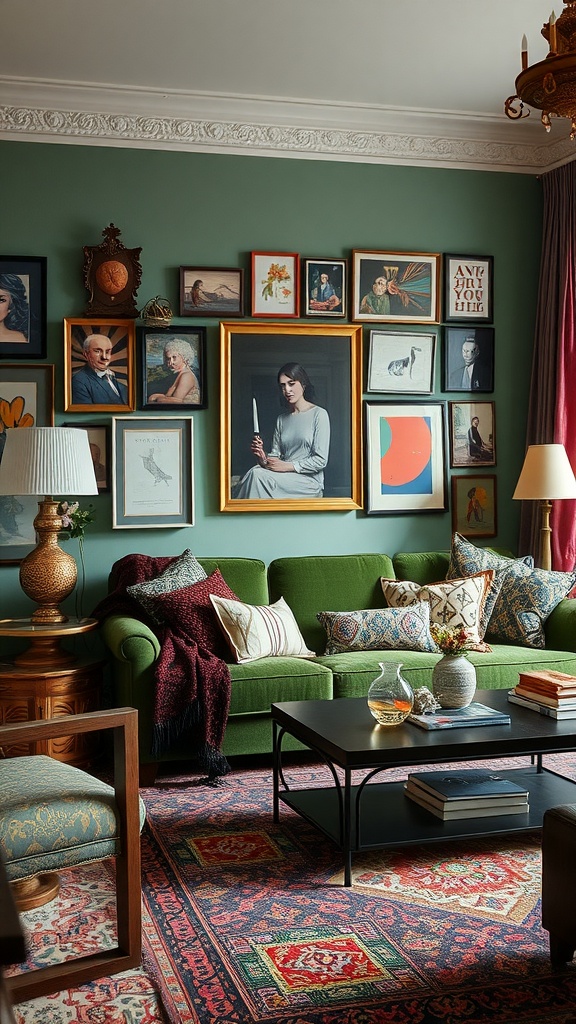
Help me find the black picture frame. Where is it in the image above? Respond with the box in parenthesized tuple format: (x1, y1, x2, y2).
(443, 326, 494, 393)
(0, 255, 47, 359)
(179, 266, 244, 318)
(63, 421, 112, 492)
(443, 254, 494, 324)
(449, 400, 496, 468)
(138, 325, 207, 410)
(302, 258, 347, 318)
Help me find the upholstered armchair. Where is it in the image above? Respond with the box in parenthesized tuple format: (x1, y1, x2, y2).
(541, 803, 576, 966)
(0, 708, 144, 1004)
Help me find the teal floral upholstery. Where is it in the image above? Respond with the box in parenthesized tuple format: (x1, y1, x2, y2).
(317, 604, 436, 656)
(0, 755, 146, 883)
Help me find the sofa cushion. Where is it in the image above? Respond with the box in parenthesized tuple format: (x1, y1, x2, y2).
(317, 604, 436, 655)
(126, 548, 207, 623)
(268, 553, 395, 654)
(380, 570, 495, 652)
(447, 533, 576, 648)
(210, 594, 314, 663)
(147, 569, 239, 659)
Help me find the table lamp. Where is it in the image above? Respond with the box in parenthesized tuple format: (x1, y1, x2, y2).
(512, 443, 576, 571)
(0, 427, 98, 624)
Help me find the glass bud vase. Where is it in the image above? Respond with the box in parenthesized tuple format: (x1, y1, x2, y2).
(367, 662, 414, 726)
(432, 654, 476, 709)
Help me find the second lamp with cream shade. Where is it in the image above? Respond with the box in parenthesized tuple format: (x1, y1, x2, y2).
(0, 427, 98, 623)
(512, 444, 576, 571)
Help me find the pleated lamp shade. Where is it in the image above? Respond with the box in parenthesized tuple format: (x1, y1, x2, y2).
(0, 427, 98, 624)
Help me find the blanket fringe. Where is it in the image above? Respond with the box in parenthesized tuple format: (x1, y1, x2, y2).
(151, 701, 231, 780)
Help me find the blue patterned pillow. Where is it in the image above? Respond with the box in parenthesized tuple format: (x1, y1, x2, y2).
(447, 533, 576, 648)
(317, 604, 436, 656)
(447, 532, 533, 636)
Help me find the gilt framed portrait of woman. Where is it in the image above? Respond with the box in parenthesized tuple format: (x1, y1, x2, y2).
(220, 321, 363, 512)
(0, 256, 47, 360)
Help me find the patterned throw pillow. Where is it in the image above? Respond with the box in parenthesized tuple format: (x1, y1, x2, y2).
(317, 604, 436, 656)
(380, 570, 495, 652)
(147, 569, 239, 659)
(127, 548, 207, 623)
(447, 532, 533, 635)
(210, 595, 315, 663)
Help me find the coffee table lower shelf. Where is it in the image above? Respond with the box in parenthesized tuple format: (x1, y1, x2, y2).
(276, 767, 576, 883)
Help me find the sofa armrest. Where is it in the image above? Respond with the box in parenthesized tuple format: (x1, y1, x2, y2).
(545, 598, 576, 652)
(100, 614, 161, 668)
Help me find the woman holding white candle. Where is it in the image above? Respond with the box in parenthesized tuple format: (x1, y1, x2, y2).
(235, 362, 330, 498)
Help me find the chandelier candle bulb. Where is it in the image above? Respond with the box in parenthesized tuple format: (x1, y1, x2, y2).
(521, 34, 528, 69)
(549, 11, 558, 52)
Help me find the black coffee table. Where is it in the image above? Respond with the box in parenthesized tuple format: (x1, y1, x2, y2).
(271, 689, 576, 885)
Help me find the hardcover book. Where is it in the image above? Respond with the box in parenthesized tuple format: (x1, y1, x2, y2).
(508, 691, 576, 719)
(514, 686, 576, 708)
(406, 768, 529, 802)
(407, 702, 511, 731)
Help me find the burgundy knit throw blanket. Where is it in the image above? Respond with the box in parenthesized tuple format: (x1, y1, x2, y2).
(92, 553, 231, 780)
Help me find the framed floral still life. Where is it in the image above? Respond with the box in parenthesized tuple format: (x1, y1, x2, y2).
(364, 400, 447, 515)
(451, 474, 497, 539)
(302, 258, 347, 318)
(352, 250, 441, 324)
(0, 255, 47, 360)
(138, 325, 207, 410)
(220, 320, 363, 512)
(64, 318, 136, 413)
(251, 252, 300, 318)
(0, 363, 54, 563)
(367, 330, 436, 394)
(179, 266, 244, 318)
(111, 416, 194, 529)
(449, 400, 496, 468)
(444, 254, 494, 324)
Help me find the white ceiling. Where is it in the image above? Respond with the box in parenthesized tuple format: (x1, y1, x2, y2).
(2, 0, 575, 173)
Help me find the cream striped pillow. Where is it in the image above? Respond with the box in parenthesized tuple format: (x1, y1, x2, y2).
(210, 595, 315, 663)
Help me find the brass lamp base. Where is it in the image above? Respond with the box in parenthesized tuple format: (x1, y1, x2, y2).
(19, 498, 77, 624)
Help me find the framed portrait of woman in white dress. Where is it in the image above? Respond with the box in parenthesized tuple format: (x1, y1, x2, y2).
(219, 321, 363, 512)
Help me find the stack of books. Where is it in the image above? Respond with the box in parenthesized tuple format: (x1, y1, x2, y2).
(508, 669, 576, 720)
(404, 768, 530, 820)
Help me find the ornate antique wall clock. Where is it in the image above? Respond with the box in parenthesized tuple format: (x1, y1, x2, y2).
(83, 223, 142, 317)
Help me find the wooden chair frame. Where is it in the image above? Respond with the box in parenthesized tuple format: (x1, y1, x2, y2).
(1, 708, 142, 1004)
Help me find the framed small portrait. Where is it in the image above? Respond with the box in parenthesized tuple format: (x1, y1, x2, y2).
(138, 325, 207, 410)
(451, 474, 497, 539)
(112, 416, 194, 529)
(449, 401, 496, 468)
(0, 255, 47, 360)
(220, 320, 363, 512)
(352, 250, 441, 324)
(0, 363, 54, 563)
(443, 326, 494, 393)
(63, 422, 111, 492)
(444, 254, 494, 323)
(179, 266, 244, 318)
(251, 252, 300, 318)
(364, 400, 447, 515)
(367, 330, 436, 394)
(302, 258, 347, 318)
(64, 318, 136, 413)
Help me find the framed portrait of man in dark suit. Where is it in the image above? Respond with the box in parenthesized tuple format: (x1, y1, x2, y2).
(443, 326, 494, 393)
(64, 318, 136, 412)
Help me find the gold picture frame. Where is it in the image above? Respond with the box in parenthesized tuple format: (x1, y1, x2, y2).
(220, 321, 363, 512)
(64, 318, 136, 413)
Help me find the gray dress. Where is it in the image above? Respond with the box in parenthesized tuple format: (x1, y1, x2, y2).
(235, 406, 330, 498)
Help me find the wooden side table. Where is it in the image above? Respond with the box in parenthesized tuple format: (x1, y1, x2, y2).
(0, 618, 104, 768)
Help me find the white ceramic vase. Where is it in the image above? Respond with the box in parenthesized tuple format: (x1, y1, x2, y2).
(432, 654, 476, 709)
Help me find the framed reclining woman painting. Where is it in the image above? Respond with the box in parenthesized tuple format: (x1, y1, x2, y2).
(219, 321, 363, 512)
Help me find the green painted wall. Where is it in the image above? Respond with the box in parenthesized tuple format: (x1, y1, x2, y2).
(0, 140, 542, 620)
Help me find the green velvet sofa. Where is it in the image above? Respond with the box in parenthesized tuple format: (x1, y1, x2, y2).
(100, 551, 576, 784)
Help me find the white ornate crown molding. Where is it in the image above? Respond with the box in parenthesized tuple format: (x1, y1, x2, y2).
(0, 78, 573, 173)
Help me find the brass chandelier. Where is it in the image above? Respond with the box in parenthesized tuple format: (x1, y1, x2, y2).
(505, 2, 576, 138)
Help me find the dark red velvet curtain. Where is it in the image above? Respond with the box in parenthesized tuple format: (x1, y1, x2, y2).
(519, 161, 576, 570)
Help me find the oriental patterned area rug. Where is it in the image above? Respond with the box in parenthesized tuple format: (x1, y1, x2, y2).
(12, 755, 576, 1024)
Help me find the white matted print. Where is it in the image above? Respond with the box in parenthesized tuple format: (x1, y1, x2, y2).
(364, 401, 447, 514)
(112, 416, 194, 528)
(367, 331, 436, 394)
